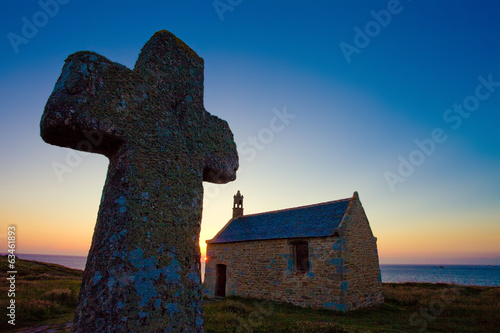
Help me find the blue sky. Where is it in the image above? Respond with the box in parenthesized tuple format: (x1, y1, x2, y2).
(1, 0, 499, 264)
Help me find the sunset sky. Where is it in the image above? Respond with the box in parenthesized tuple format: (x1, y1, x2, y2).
(1, 0, 499, 265)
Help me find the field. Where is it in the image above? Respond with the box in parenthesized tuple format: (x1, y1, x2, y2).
(1, 256, 498, 332)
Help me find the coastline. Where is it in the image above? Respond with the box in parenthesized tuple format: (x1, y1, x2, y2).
(6, 253, 500, 287)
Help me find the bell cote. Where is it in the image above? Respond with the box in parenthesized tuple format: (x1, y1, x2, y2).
(233, 190, 244, 219)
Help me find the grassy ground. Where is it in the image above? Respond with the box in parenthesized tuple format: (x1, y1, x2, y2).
(204, 283, 500, 332)
(0, 255, 82, 332)
(1, 256, 498, 332)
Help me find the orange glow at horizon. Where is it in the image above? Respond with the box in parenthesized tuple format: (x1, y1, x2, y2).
(3, 192, 498, 265)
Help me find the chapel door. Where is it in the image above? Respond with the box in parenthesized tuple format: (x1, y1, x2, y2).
(215, 264, 227, 297)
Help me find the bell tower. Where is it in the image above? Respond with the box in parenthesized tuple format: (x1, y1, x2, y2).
(233, 190, 244, 219)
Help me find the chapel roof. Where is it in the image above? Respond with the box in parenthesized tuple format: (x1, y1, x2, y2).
(207, 195, 353, 244)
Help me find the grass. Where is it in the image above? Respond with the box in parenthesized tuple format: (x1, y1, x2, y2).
(0, 255, 82, 332)
(1, 256, 498, 332)
(204, 283, 500, 332)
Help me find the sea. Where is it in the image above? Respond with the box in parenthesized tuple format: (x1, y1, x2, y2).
(13, 254, 500, 287)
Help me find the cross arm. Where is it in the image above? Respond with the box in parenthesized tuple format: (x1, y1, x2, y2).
(40, 51, 145, 157)
(202, 114, 239, 184)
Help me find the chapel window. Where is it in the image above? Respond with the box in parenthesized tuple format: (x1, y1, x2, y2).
(293, 241, 310, 273)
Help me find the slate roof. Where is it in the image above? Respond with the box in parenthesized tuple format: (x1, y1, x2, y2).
(207, 197, 352, 244)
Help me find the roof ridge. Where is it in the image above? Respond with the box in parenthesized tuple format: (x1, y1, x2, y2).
(238, 197, 352, 218)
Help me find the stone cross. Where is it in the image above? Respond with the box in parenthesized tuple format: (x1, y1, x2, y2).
(40, 30, 238, 332)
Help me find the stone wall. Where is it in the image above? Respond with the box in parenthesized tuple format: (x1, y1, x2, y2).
(338, 194, 384, 310)
(205, 236, 343, 309)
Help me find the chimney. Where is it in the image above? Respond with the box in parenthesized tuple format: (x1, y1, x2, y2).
(233, 190, 244, 219)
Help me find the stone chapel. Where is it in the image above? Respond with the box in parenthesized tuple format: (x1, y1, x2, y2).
(203, 191, 383, 311)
